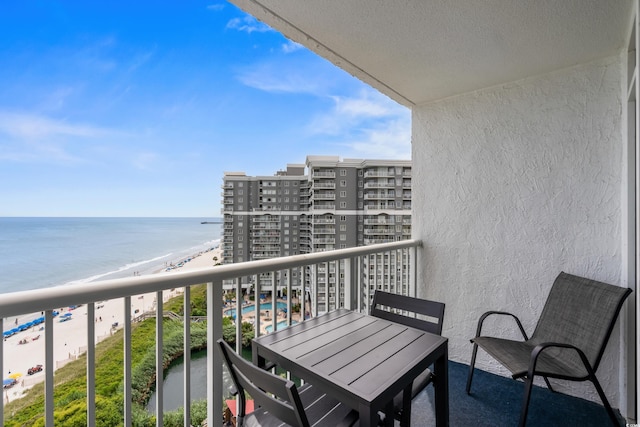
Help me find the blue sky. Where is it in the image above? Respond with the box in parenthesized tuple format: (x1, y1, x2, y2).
(0, 1, 410, 217)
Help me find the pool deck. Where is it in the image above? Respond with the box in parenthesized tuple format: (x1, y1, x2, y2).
(224, 298, 302, 335)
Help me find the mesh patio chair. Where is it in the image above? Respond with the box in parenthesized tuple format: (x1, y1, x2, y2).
(370, 290, 445, 425)
(217, 338, 358, 427)
(466, 272, 632, 427)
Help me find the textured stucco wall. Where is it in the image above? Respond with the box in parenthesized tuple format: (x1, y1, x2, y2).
(412, 56, 624, 403)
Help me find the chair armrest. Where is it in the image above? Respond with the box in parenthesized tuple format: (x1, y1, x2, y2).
(528, 342, 594, 378)
(471, 310, 529, 341)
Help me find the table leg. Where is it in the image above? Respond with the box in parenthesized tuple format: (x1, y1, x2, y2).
(359, 403, 378, 427)
(400, 384, 412, 427)
(434, 345, 449, 427)
(251, 342, 265, 368)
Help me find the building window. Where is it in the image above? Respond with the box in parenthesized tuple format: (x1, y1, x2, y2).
(340, 202, 346, 208)
(340, 180, 347, 187)
(284, 181, 290, 186)
(358, 180, 363, 187)
(340, 191, 346, 197)
(340, 169, 347, 176)
(238, 189, 243, 195)
(340, 215, 346, 221)
(340, 234, 347, 241)
(340, 224, 346, 231)
(238, 235, 243, 241)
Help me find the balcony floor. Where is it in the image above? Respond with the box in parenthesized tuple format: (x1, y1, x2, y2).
(411, 361, 625, 426)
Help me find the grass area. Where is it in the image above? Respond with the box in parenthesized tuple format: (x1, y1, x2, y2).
(4, 291, 212, 427)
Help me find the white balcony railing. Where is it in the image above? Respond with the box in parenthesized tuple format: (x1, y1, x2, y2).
(0, 240, 420, 427)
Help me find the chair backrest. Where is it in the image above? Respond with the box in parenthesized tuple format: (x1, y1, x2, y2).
(370, 290, 445, 335)
(532, 272, 632, 371)
(217, 338, 309, 427)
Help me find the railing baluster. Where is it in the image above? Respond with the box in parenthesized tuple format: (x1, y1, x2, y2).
(235, 278, 242, 349)
(0, 318, 3, 426)
(286, 268, 292, 326)
(155, 291, 163, 427)
(45, 309, 54, 427)
(87, 302, 96, 427)
(183, 286, 191, 427)
(271, 271, 277, 332)
(254, 274, 260, 337)
(207, 280, 223, 427)
(124, 297, 132, 427)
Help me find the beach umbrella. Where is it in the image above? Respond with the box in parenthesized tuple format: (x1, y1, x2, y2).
(61, 313, 72, 318)
(3, 379, 14, 386)
(8, 372, 22, 379)
(3, 331, 11, 337)
(9, 328, 19, 334)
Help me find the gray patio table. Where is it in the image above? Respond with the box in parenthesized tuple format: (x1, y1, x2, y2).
(252, 308, 449, 427)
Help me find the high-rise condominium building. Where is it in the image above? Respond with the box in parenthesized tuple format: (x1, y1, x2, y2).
(221, 155, 411, 313)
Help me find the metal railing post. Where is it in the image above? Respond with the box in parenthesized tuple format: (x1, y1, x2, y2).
(155, 291, 163, 427)
(183, 286, 191, 427)
(87, 302, 96, 427)
(207, 280, 223, 427)
(124, 298, 132, 427)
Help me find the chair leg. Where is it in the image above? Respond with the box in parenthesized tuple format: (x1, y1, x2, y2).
(590, 375, 621, 426)
(466, 343, 479, 394)
(518, 376, 535, 427)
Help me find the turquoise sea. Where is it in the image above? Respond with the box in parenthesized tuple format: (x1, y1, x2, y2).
(0, 217, 222, 294)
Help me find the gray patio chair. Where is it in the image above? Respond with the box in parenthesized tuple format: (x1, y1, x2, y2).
(217, 338, 358, 427)
(370, 290, 445, 425)
(466, 272, 632, 427)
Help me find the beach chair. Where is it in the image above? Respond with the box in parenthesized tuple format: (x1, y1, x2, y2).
(217, 338, 358, 427)
(370, 290, 445, 425)
(466, 272, 632, 426)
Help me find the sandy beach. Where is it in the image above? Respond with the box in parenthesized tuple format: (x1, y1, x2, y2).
(3, 246, 222, 404)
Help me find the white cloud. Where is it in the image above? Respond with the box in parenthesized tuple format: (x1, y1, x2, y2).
(309, 89, 411, 159)
(236, 62, 325, 94)
(131, 151, 159, 171)
(226, 16, 272, 33)
(282, 41, 304, 53)
(0, 111, 123, 164)
(0, 111, 110, 140)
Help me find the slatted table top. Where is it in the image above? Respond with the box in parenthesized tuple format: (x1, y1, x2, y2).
(253, 308, 449, 427)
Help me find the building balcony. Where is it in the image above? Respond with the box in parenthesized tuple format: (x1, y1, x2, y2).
(364, 182, 395, 189)
(313, 193, 336, 200)
(312, 171, 336, 178)
(312, 203, 336, 210)
(0, 241, 419, 426)
(312, 182, 336, 189)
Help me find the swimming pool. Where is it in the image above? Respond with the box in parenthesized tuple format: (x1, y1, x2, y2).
(265, 321, 298, 333)
(224, 301, 288, 318)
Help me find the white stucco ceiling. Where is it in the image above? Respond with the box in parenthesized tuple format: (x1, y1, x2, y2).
(230, 0, 633, 107)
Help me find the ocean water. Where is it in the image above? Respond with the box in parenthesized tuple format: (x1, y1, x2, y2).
(0, 217, 222, 294)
